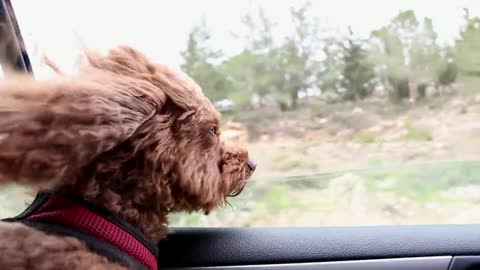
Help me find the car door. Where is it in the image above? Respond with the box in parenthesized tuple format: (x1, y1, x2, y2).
(5, 2, 480, 270)
(158, 225, 480, 270)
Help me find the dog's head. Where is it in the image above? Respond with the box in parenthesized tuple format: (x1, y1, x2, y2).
(81, 47, 256, 213)
(0, 46, 255, 238)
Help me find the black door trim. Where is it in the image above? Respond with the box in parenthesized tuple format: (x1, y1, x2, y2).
(158, 225, 480, 268)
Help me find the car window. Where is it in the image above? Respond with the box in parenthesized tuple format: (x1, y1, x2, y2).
(3, 0, 480, 227)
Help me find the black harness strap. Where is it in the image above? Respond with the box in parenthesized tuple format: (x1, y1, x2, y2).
(2, 192, 153, 270)
(22, 220, 147, 270)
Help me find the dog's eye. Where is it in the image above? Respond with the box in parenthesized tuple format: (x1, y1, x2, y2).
(208, 127, 217, 135)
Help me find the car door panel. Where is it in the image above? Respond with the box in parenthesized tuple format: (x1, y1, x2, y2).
(165, 257, 452, 270)
(158, 226, 480, 269)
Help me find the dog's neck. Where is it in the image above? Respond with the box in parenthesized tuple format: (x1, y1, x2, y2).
(79, 194, 167, 242)
(58, 142, 175, 242)
(121, 208, 168, 243)
(82, 193, 169, 242)
(5, 191, 160, 270)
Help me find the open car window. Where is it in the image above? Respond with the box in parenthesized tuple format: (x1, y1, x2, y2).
(3, 0, 480, 229)
(4, 2, 480, 270)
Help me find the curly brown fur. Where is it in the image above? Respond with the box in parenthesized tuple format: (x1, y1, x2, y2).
(0, 223, 125, 270)
(41, 54, 64, 75)
(0, 46, 254, 269)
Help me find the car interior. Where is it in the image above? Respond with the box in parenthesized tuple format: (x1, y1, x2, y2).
(2, 1, 480, 269)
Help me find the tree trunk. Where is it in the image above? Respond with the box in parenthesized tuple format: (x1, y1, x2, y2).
(408, 78, 418, 104)
(290, 91, 298, 110)
(417, 83, 427, 100)
(279, 102, 289, 112)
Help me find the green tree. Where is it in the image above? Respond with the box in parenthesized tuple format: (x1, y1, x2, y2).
(275, 2, 321, 109)
(408, 18, 444, 99)
(454, 9, 480, 92)
(338, 27, 376, 101)
(435, 45, 457, 89)
(180, 20, 232, 102)
(221, 7, 280, 109)
(456, 15, 480, 78)
(225, 3, 321, 111)
(370, 10, 448, 102)
(370, 24, 410, 101)
(317, 38, 343, 98)
(221, 50, 279, 108)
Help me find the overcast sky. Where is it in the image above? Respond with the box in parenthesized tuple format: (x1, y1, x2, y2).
(12, 0, 480, 78)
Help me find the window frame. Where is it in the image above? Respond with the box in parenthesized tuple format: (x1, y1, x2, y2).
(0, 0, 32, 76)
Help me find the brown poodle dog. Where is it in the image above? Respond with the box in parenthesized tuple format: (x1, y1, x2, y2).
(0, 46, 255, 269)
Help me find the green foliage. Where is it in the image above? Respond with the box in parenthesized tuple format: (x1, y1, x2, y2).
(279, 2, 320, 109)
(180, 20, 233, 103)
(363, 161, 480, 203)
(370, 10, 455, 101)
(220, 7, 283, 109)
(179, 5, 466, 110)
(164, 162, 480, 227)
(272, 150, 319, 171)
(370, 24, 409, 101)
(409, 17, 442, 83)
(261, 186, 293, 214)
(456, 15, 480, 89)
(229, 3, 319, 110)
(318, 39, 342, 94)
(339, 28, 376, 101)
(403, 122, 433, 141)
(435, 46, 457, 86)
(357, 131, 376, 144)
(221, 50, 275, 107)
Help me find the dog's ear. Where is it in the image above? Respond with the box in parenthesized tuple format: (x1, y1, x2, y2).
(0, 74, 162, 188)
(85, 46, 204, 111)
(41, 54, 64, 75)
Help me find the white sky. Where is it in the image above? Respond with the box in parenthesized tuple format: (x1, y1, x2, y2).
(11, 0, 480, 79)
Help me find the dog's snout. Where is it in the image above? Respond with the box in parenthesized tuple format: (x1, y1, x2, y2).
(247, 160, 257, 172)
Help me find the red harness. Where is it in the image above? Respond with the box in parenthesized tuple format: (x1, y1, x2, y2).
(3, 191, 158, 270)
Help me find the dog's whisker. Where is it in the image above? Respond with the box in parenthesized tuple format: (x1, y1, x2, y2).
(227, 183, 246, 197)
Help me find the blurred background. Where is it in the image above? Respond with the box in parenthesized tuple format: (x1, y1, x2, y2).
(3, 0, 480, 228)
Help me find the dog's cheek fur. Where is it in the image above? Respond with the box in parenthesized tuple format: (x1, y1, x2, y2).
(171, 142, 250, 212)
(220, 144, 250, 194)
(173, 143, 223, 209)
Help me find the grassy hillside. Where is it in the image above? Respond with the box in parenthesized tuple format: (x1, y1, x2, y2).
(3, 92, 480, 228)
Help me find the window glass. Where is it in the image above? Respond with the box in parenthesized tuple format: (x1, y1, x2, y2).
(3, 0, 480, 227)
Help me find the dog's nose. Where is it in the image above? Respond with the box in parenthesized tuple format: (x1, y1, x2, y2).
(247, 160, 257, 172)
